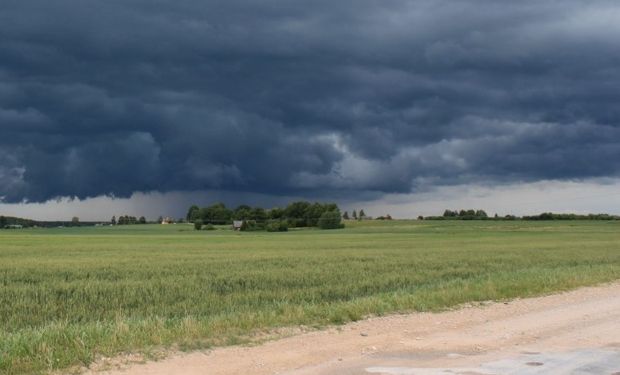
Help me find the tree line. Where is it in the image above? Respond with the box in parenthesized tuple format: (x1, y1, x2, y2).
(522, 213, 620, 221)
(421, 209, 620, 221)
(0, 216, 37, 228)
(0, 215, 106, 228)
(111, 215, 147, 225)
(186, 201, 344, 230)
(342, 209, 369, 220)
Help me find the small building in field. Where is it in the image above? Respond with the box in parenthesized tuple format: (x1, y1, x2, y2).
(232, 220, 244, 231)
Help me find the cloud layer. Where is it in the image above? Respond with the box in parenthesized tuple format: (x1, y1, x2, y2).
(2, 0, 620, 202)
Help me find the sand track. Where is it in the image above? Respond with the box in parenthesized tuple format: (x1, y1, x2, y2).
(90, 282, 620, 375)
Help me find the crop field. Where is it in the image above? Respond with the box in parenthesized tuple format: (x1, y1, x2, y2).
(1, 220, 620, 374)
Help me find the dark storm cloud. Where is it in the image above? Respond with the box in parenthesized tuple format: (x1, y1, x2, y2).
(2, 0, 620, 202)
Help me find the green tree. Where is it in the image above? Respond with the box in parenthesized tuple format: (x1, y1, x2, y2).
(318, 210, 343, 230)
(285, 201, 311, 227)
(352, 210, 358, 220)
(304, 202, 326, 227)
(249, 207, 267, 221)
(359, 209, 366, 220)
(266, 221, 288, 232)
(443, 209, 457, 217)
(111, 216, 116, 225)
(139, 216, 146, 224)
(186, 205, 200, 222)
(268, 207, 284, 220)
(200, 203, 233, 224)
(234, 205, 252, 220)
(342, 211, 349, 220)
(194, 219, 203, 230)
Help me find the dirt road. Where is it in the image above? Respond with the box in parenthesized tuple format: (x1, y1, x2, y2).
(91, 283, 620, 375)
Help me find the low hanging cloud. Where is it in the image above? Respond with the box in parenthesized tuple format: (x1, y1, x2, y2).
(1, 0, 620, 203)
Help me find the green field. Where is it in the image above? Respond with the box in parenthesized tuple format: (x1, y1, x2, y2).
(1, 220, 620, 374)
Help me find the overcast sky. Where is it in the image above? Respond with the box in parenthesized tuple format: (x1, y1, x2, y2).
(2, 1, 620, 220)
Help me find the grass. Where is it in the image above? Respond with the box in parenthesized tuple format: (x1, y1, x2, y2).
(1, 220, 620, 374)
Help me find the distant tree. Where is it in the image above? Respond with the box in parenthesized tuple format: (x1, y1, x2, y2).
(0, 216, 6, 228)
(249, 207, 267, 221)
(194, 219, 203, 231)
(540, 212, 554, 220)
(266, 220, 288, 232)
(318, 210, 344, 230)
(71, 217, 80, 226)
(304, 202, 325, 227)
(285, 201, 311, 227)
(323, 203, 339, 212)
(139, 216, 146, 224)
(443, 209, 457, 217)
(118, 216, 126, 225)
(186, 205, 200, 222)
(268, 207, 284, 220)
(417, 215, 424, 220)
(352, 210, 358, 220)
(359, 209, 366, 220)
(342, 211, 350, 220)
(111, 216, 116, 225)
(199, 203, 233, 224)
(240, 220, 258, 231)
(234, 208, 251, 220)
(233, 205, 252, 220)
(233, 204, 252, 214)
(157, 216, 163, 224)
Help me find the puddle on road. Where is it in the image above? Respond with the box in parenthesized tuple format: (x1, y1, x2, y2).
(366, 349, 620, 375)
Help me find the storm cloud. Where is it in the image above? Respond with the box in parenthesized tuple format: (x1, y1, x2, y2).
(2, 0, 620, 203)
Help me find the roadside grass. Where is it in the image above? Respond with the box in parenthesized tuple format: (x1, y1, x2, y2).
(1, 220, 619, 374)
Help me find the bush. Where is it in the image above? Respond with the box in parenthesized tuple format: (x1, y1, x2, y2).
(240, 220, 264, 231)
(194, 220, 203, 231)
(205, 224, 215, 230)
(318, 210, 344, 230)
(287, 218, 307, 228)
(266, 221, 288, 232)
